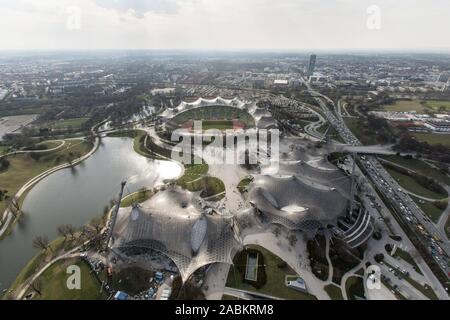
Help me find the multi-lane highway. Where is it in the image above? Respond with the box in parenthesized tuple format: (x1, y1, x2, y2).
(303, 79, 450, 280)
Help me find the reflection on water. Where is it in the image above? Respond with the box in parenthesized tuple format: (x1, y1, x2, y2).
(0, 137, 181, 292)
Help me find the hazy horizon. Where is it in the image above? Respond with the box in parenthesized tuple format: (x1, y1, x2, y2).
(1, 0, 449, 51)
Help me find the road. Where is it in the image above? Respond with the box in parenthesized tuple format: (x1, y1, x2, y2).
(302, 78, 450, 293)
(223, 287, 284, 300)
(0, 140, 66, 160)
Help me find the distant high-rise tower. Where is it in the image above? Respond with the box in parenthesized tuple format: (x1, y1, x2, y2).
(308, 54, 317, 76)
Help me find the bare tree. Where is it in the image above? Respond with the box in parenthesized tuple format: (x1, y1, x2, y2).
(30, 279, 43, 296)
(33, 235, 52, 252)
(57, 225, 69, 240)
(288, 234, 298, 247)
(7, 196, 21, 218)
(80, 225, 95, 241)
(66, 224, 76, 239)
(90, 218, 103, 234)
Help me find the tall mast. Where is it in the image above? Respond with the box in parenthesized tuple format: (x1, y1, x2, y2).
(104, 181, 127, 250)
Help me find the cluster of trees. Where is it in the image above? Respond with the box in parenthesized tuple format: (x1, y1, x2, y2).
(2, 132, 35, 150)
(0, 158, 10, 172)
(365, 115, 398, 144)
(394, 133, 450, 164)
(0, 189, 9, 201)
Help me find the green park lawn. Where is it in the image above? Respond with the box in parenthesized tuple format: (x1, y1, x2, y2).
(344, 118, 380, 145)
(324, 283, 343, 300)
(5, 236, 83, 299)
(345, 276, 365, 300)
(51, 118, 89, 129)
(176, 162, 209, 185)
(381, 99, 450, 113)
(226, 245, 316, 300)
(386, 168, 447, 200)
(30, 258, 106, 300)
(237, 176, 253, 193)
(423, 100, 450, 111)
(177, 176, 225, 198)
(382, 100, 429, 113)
(380, 155, 450, 186)
(411, 132, 450, 147)
(0, 139, 93, 218)
(120, 189, 154, 207)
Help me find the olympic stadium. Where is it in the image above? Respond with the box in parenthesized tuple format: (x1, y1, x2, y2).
(161, 97, 277, 133)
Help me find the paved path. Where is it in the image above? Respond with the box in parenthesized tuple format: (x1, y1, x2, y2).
(0, 122, 103, 239)
(0, 140, 66, 160)
(223, 287, 284, 300)
(15, 248, 81, 299)
(242, 232, 331, 300)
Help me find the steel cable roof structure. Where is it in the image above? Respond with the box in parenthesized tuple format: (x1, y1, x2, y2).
(111, 187, 240, 282)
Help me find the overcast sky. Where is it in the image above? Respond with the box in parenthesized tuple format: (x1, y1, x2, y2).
(0, 0, 449, 51)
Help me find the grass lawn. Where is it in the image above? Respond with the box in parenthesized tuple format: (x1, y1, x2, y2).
(177, 162, 209, 185)
(410, 195, 445, 223)
(0, 145, 8, 154)
(411, 132, 450, 147)
(324, 284, 343, 300)
(381, 100, 429, 113)
(345, 276, 365, 300)
(4, 236, 83, 299)
(178, 176, 225, 198)
(35, 140, 63, 150)
(237, 176, 253, 193)
(381, 99, 450, 114)
(30, 258, 106, 300)
(423, 100, 450, 111)
(380, 155, 450, 186)
(51, 118, 89, 129)
(120, 189, 154, 207)
(226, 245, 316, 300)
(0, 139, 93, 219)
(386, 168, 447, 200)
(392, 247, 423, 275)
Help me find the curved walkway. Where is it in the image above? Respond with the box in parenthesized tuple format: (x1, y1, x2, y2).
(0, 124, 102, 239)
(15, 248, 81, 300)
(0, 140, 66, 160)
